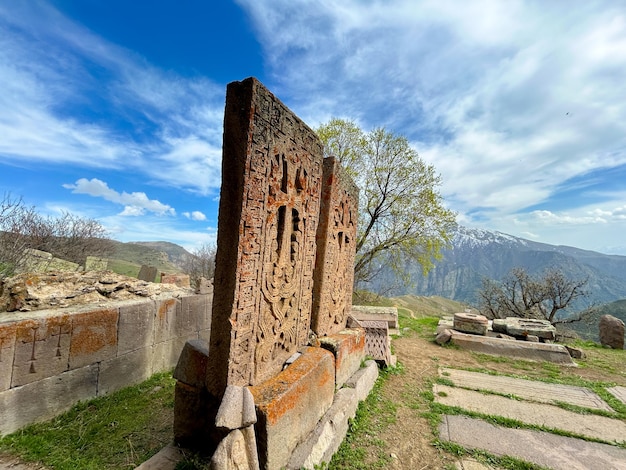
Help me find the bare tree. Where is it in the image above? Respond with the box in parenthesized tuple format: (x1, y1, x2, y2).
(0, 194, 113, 278)
(478, 267, 589, 324)
(183, 242, 217, 286)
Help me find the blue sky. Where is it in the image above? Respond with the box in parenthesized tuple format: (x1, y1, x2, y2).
(1, 1, 626, 255)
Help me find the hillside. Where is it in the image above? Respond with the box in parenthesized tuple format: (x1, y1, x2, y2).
(106, 240, 189, 277)
(366, 226, 626, 310)
(566, 299, 626, 342)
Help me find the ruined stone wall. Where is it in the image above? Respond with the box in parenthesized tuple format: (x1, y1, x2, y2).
(0, 292, 212, 435)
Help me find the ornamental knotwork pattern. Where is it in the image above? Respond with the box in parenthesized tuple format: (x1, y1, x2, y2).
(254, 150, 311, 384)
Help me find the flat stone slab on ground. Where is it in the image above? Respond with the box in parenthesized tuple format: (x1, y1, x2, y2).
(608, 385, 626, 405)
(440, 414, 626, 470)
(440, 367, 613, 411)
(434, 384, 626, 444)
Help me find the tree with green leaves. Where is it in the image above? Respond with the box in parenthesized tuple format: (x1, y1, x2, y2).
(316, 118, 456, 287)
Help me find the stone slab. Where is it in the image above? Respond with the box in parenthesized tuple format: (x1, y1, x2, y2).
(434, 384, 626, 443)
(0, 323, 16, 392)
(0, 364, 98, 436)
(117, 300, 156, 355)
(449, 331, 575, 365)
(11, 314, 72, 387)
(453, 313, 488, 335)
(319, 328, 366, 388)
(440, 414, 626, 470)
(69, 308, 118, 369)
(502, 317, 556, 340)
(440, 368, 613, 411)
(351, 306, 399, 328)
(287, 387, 358, 469)
(98, 347, 153, 395)
(344, 359, 379, 402)
(250, 347, 335, 470)
(134, 443, 184, 470)
(607, 386, 626, 405)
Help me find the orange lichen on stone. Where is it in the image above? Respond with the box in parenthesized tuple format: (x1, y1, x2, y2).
(70, 308, 118, 356)
(320, 328, 366, 388)
(250, 347, 335, 426)
(158, 298, 177, 321)
(0, 322, 16, 343)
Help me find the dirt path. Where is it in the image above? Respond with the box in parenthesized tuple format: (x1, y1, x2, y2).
(370, 331, 626, 470)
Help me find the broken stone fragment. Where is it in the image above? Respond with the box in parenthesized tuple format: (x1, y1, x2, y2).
(215, 385, 257, 430)
(435, 328, 453, 345)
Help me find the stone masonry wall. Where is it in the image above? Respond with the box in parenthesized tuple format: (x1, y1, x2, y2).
(0, 292, 212, 436)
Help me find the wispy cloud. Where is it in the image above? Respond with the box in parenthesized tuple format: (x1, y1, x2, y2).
(63, 178, 175, 216)
(183, 211, 207, 221)
(0, 2, 224, 195)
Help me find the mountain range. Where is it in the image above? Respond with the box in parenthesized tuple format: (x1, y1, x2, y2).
(368, 226, 626, 311)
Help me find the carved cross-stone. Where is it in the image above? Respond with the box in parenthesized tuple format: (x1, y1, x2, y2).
(207, 78, 323, 396)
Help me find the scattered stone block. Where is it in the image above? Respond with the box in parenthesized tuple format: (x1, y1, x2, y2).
(173, 339, 209, 388)
(344, 359, 379, 403)
(311, 157, 359, 336)
(599, 314, 624, 349)
(250, 347, 335, 470)
(137, 265, 158, 282)
(525, 334, 540, 342)
(435, 328, 453, 345)
(11, 314, 72, 387)
(195, 276, 213, 295)
(319, 328, 366, 388)
(453, 313, 488, 335)
(359, 320, 393, 366)
(502, 317, 556, 340)
(450, 331, 575, 365)
(564, 345, 586, 359)
(0, 364, 98, 435)
(351, 305, 399, 329)
(160, 273, 190, 288)
(492, 318, 507, 333)
(69, 308, 118, 369)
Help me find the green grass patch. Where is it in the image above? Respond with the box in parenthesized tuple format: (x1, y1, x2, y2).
(0, 372, 176, 469)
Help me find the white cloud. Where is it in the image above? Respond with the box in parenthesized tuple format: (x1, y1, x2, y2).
(183, 211, 207, 221)
(63, 178, 175, 216)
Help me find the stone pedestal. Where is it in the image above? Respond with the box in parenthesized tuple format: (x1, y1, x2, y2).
(453, 313, 488, 335)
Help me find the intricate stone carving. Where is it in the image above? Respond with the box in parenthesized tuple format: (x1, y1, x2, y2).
(208, 78, 323, 393)
(311, 157, 359, 336)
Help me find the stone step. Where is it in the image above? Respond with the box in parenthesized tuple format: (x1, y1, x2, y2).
(439, 414, 626, 470)
(434, 384, 626, 444)
(440, 367, 613, 411)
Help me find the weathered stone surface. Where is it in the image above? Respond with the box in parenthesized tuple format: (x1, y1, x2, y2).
(69, 308, 118, 369)
(11, 314, 72, 387)
(0, 364, 98, 435)
(449, 331, 575, 365)
(311, 157, 359, 336)
(160, 273, 191, 288)
(503, 317, 556, 340)
(453, 313, 488, 335)
(344, 360, 379, 404)
(153, 298, 179, 344)
(287, 387, 358, 470)
(436, 318, 454, 334)
(137, 265, 158, 282)
(208, 77, 324, 393)
(491, 318, 507, 333)
(319, 328, 366, 388)
(360, 320, 393, 366)
(607, 386, 626, 405)
(350, 305, 399, 329)
(153, 334, 197, 373)
(173, 339, 209, 388)
(599, 314, 624, 349)
(0, 322, 16, 391)
(117, 300, 156, 355)
(174, 381, 215, 449)
(250, 347, 335, 470)
(134, 443, 184, 470)
(215, 385, 257, 430)
(435, 328, 453, 345)
(210, 427, 260, 470)
(98, 347, 152, 395)
(195, 277, 214, 295)
(565, 345, 586, 359)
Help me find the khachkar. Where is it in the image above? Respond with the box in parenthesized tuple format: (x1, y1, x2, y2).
(207, 77, 324, 396)
(311, 157, 359, 336)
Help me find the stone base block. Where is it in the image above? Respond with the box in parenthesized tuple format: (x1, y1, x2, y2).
(503, 317, 556, 340)
(450, 332, 575, 365)
(0, 364, 98, 436)
(287, 388, 358, 470)
(319, 328, 366, 388)
(344, 359, 379, 403)
(453, 313, 488, 335)
(250, 347, 335, 470)
(351, 306, 399, 328)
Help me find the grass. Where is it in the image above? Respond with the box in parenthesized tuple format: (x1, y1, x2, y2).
(0, 372, 176, 470)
